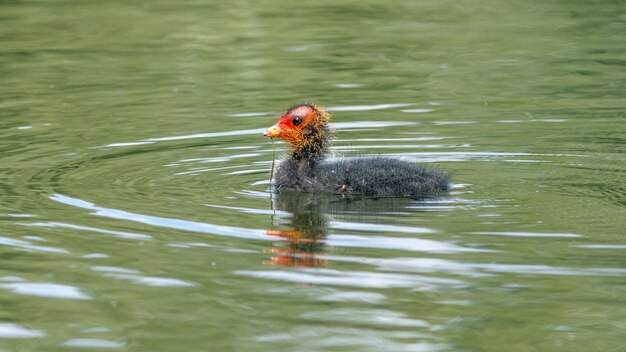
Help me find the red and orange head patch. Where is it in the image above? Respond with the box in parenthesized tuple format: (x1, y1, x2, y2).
(263, 104, 332, 149)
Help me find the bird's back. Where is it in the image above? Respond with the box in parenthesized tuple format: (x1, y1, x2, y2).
(275, 156, 449, 198)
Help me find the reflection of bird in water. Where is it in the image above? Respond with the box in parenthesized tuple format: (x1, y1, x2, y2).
(263, 103, 449, 198)
(265, 192, 328, 267)
(265, 191, 419, 268)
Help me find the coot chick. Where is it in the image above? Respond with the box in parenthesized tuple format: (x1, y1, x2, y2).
(263, 103, 449, 198)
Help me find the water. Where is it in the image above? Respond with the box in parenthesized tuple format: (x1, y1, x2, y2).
(1, 0, 625, 351)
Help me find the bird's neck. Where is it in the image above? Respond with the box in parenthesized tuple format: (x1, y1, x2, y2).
(289, 124, 331, 165)
(291, 143, 326, 164)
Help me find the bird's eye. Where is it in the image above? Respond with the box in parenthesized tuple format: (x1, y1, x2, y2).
(292, 117, 302, 126)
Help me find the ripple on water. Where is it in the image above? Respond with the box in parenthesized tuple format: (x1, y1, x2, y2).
(325, 234, 485, 254)
(577, 244, 626, 249)
(333, 257, 626, 277)
(0, 236, 68, 254)
(20, 222, 152, 241)
(235, 269, 466, 290)
(254, 328, 447, 352)
(334, 83, 363, 88)
(99, 274, 197, 287)
(0, 323, 45, 339)
(317, 291, 386, 304)
(400, 108, 434, 113)
(101, 128, 264, 147)
(49, 194, 268, 241)
(0, 282, 91, 300)
(62, 338, 125, 349)
(91, 266, 197, 287)
(329, 220, 436, 234)
(327, 103, 414, 111)
(302, 308, 433, 328)
(467, 231, 583, 238)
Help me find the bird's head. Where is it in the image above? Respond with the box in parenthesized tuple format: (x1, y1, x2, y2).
(263, 103, 332, 159)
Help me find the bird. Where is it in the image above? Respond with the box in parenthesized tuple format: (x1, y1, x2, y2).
(263, 103, 449, 198)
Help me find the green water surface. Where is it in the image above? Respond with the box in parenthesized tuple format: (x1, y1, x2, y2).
(1, 0, 625, 351)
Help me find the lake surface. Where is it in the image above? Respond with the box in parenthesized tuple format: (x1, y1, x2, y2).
(1, 0, 625, 351)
